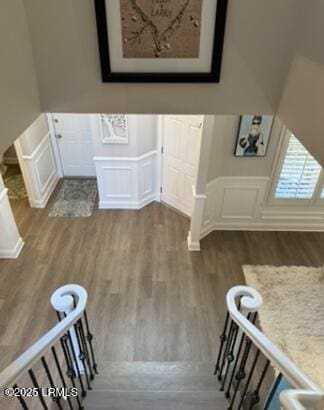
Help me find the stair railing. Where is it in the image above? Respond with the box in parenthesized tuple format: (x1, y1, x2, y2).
(0, 284, 98, 409)
(215, 285, 324, 410)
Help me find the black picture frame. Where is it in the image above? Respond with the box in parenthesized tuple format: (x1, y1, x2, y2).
(234, 115, 274, 158)
(94, 0, 228, 83)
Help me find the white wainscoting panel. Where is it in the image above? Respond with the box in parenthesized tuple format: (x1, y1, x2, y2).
(16, 133, 59, 208)
(201, 176, 324, 236)
(102, 166, 133, 199)
(219, 181, 266, 221)
(95, 151, 158, 209)
(201, 177, 269, 235)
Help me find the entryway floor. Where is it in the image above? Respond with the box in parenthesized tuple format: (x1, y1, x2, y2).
(1, 197, 324, 371)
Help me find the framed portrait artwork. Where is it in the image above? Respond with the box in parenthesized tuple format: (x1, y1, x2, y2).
(234, 115, 274, 157)
(94, 0, 228, 83)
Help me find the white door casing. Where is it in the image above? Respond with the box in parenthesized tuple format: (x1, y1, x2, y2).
(52, 114, 96, 177)
(162, 115, 203, 217)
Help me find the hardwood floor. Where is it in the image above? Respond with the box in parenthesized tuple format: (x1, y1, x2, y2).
(1, 188, 324, 375)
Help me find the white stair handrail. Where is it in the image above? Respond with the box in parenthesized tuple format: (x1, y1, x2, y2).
(0, 284, 87, 391)
(227, 286, 324, 409)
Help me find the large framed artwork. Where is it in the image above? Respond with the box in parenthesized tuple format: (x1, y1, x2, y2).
(234, 115, 274, 157)
(94, 0, 228, 83)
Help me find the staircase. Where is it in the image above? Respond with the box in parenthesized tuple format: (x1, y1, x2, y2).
(1, 284, 324, 409)
(84, 362, 228, 409)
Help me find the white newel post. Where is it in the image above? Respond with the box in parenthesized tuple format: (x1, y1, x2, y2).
(187, 116, 215, 251)
(51, 288, 85, 374)
(0, 174, 24, 258)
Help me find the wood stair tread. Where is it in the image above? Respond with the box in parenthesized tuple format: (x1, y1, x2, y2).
(83, 390, 228, 409)
(82, 362, 227, 409)
(96, 361, 215, 376)
(92, 374, 220, 391)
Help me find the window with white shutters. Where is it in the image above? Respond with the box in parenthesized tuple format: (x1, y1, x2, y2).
(275, 135, 321, 199)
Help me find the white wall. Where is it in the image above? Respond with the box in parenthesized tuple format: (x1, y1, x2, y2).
(15, 114, 59, 208)
(0, 0, 41, 155)
(92, 115, 156, 157)
(277, 0, 324, 167)
(278, 56, 324, 168)
(23, 0, 304, 115)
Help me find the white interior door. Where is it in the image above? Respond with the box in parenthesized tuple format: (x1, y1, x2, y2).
(162, 115, 203, 217)
(52, 114, 96, 177)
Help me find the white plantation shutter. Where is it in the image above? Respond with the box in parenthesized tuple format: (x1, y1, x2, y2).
(275, 135, 321, 199)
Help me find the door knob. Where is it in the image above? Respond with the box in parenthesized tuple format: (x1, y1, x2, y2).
(56, 134, 62, 139)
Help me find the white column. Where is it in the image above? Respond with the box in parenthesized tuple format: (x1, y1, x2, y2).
(0, 173, 24, 258)
(187, 187, 207, 251)
(187, 116, 215, 251)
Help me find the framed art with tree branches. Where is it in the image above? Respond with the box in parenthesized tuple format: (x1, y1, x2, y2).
(94, 0, 228, 83)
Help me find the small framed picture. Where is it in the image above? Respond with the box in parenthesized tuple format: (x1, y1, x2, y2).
(100, 114, 129, 144)
(234, 115, 274, 157)
(94, 0, 228, 83)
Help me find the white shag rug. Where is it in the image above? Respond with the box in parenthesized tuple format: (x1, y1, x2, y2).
(243, 265, 324, 389)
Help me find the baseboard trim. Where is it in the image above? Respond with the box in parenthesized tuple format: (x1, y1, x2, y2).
(0, 237, 24, 259)
(200, 222, 215, 240)
(33, 175, 59, 208)
(202, 223, 324, 236)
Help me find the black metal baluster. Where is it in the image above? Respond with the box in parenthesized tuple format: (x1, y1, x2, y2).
(13, 384, 28, 410)
(28, 369, 48, 409)
(61, 335, 85, 409)
(67, 329, 87, 397)
(51, 346, 74, 410)
(225, 313, 252, 399)
(264, 373, 283, 410)
(228, 313, 257, 409)
(83, 310, 98, 374)
(61, 334, 76, 380)
(220, 322, 239, 391)
(77, 317, 95, 380)
(249, 358, 270, 409)
(41, 356, 63, 409)
(218, 319, 235, 382)
(214, 312, 230, 375)
(238, 348, 260, 409)
(74, 321, 92, 390)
